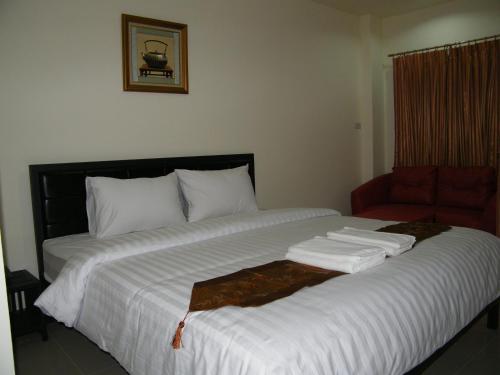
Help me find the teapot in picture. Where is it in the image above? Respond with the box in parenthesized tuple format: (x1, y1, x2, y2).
(142, 40, 168, 69)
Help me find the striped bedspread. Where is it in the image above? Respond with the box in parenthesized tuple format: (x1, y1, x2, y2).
(44, 209, 500, 375)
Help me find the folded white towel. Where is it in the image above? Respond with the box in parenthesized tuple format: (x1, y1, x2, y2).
(286, 236, 386, 273)
(327, 227, 416, 256)
(286, 252, 385, 274)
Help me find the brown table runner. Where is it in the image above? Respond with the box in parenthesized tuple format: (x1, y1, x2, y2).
(377, 221, 451, 243)
(172, 260, 345, 348)
(172, 221, 451, 349)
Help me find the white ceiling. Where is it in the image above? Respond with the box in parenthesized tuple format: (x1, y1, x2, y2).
(313, 0, 454, 17)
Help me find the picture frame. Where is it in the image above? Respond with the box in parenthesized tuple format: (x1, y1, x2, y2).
(122, 14, 188, 94)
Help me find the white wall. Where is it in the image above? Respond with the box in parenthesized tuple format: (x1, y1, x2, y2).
(379, 0, 500, 171)
(358, 14, 384, 181)
(0, 0, 363, 276)
(0, 230, 16, 375)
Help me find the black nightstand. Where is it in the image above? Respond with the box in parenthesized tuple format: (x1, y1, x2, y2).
(6, 269, 47, 340)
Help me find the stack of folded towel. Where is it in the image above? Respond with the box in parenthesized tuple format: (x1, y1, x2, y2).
(327, 227, 416, 257)
(286, 227, 417, 273)
(285, 236, 386, 274)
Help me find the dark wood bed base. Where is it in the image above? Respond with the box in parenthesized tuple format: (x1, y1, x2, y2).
(29, 153, 255, 286)
(28, 152, 497, 372)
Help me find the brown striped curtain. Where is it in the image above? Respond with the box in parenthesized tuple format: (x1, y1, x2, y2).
(393, 39, 499, 169)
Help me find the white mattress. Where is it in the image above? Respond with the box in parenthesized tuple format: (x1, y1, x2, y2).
(43, 233, 93, 282)
(36, 209, 500, 375)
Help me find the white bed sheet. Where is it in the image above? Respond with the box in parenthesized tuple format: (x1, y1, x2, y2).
(43, 233, 93, 282)
(39, 209, 500, 375)
(36, 208, 339, 326)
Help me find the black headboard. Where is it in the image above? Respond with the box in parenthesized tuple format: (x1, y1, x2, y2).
(30, 153, 255, 282)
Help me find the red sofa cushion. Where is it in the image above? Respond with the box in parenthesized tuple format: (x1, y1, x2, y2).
(354, 204, 435, 223)
(437, 167, 496, 210)
(389, 167, 437, 205)
(351, 174, 391, 214)
(435, 206, 483, 230)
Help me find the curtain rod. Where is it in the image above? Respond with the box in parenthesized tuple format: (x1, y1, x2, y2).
(388, 34, 499, 58)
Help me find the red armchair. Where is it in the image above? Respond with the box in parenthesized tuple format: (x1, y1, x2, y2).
(351, 166, 497, 234)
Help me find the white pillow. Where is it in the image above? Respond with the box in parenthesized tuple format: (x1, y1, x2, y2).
(176, 165, 258, 222)
(86, 173, 186, 238)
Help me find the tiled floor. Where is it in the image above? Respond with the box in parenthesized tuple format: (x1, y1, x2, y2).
(14, 316, 499, 375)
(14, 323, 127, 375)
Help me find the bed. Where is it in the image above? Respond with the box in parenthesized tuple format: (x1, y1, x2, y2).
(29, 154, 500, 375)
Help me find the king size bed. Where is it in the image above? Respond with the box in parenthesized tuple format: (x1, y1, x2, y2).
(29, 154, 500, 375)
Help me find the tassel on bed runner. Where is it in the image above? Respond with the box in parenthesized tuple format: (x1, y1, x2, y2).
(172, 313, 189, 349)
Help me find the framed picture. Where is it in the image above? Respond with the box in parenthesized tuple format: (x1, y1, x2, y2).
(122, 14, 188, 94)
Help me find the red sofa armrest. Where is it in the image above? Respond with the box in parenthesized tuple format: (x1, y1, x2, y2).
(481, 193, 497, 234)
(351, 173, 392, 215)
